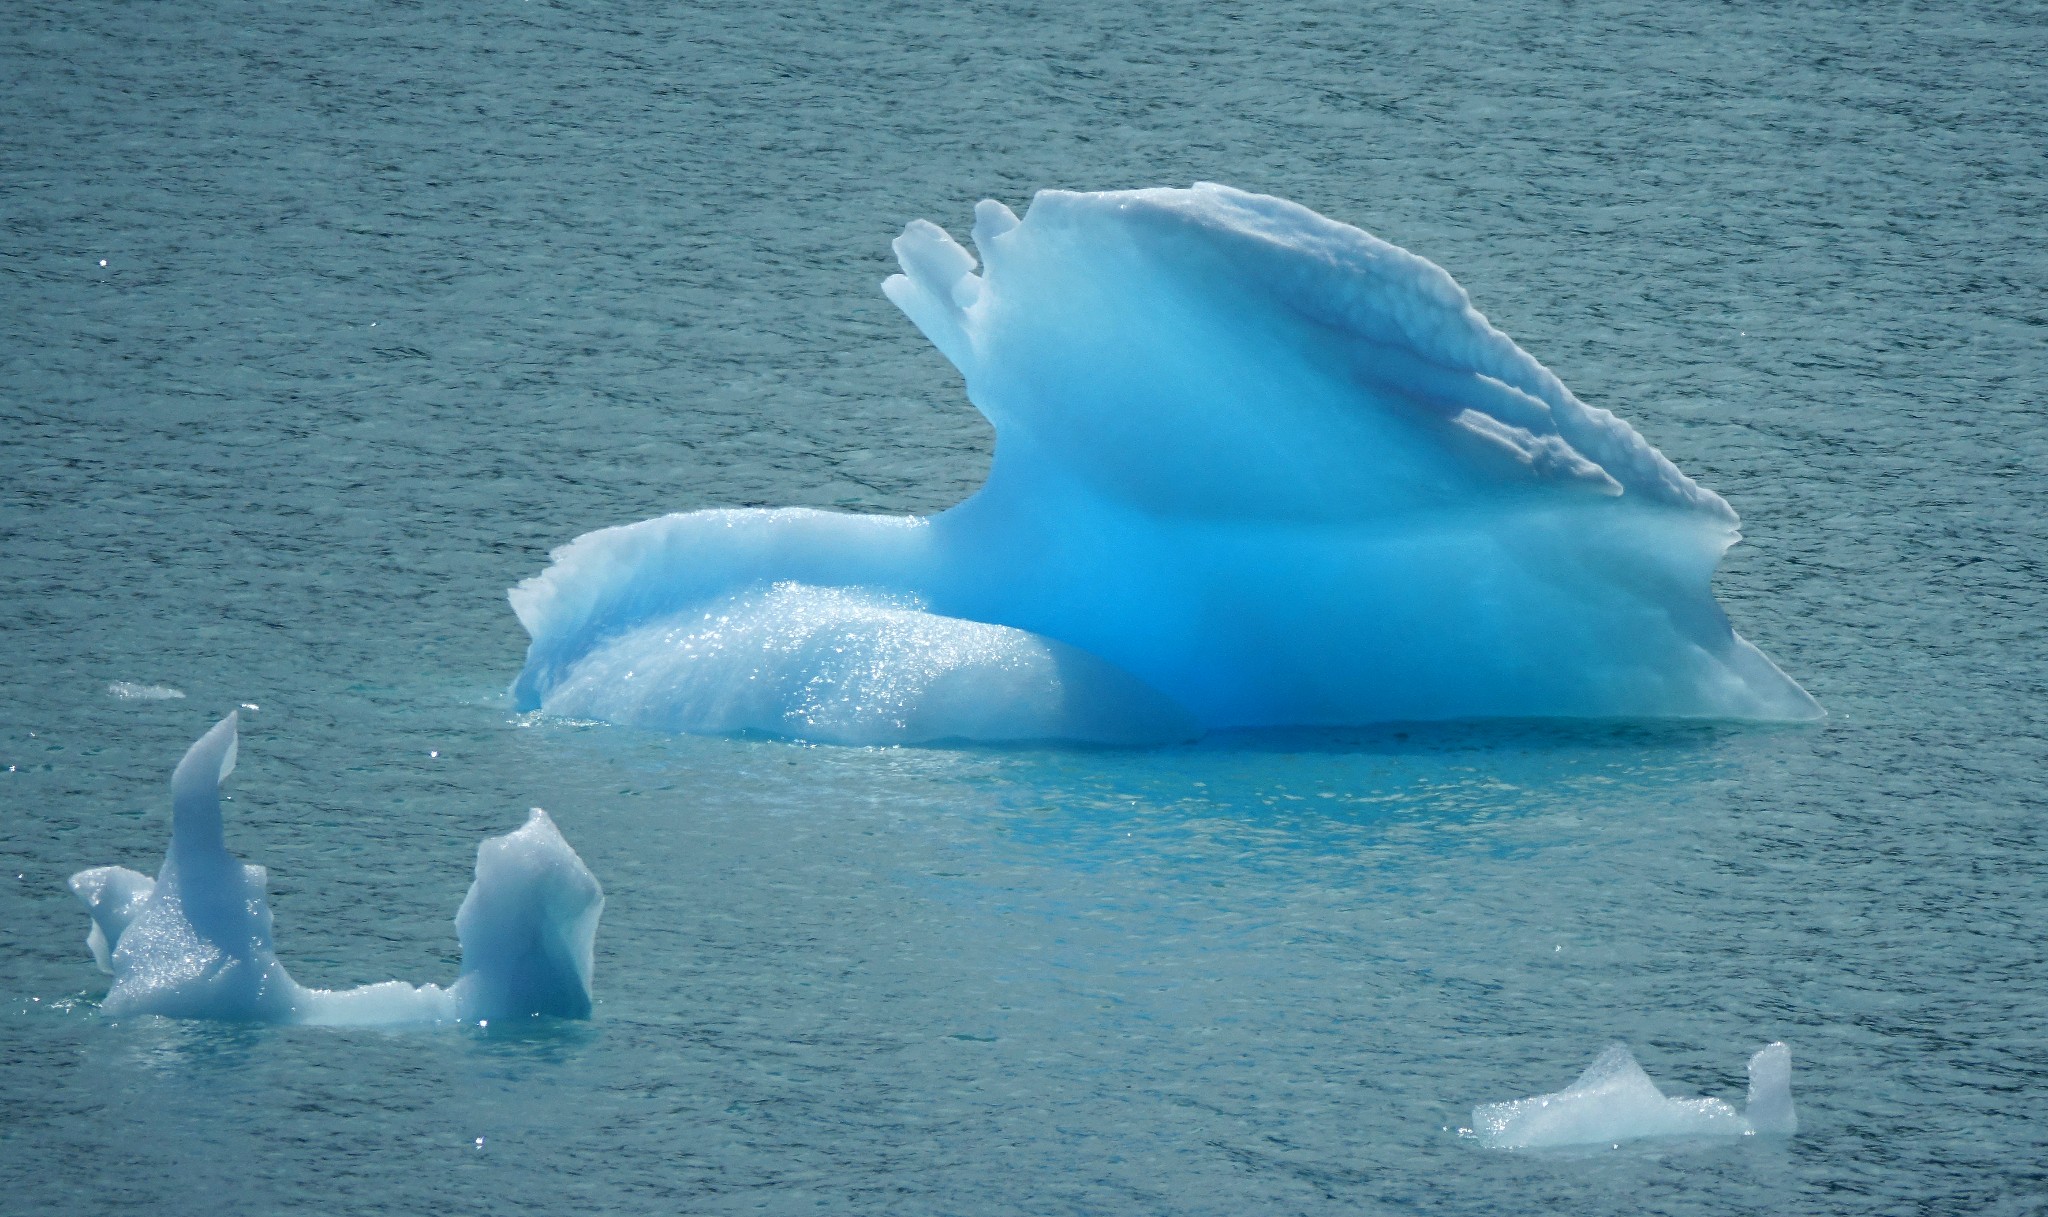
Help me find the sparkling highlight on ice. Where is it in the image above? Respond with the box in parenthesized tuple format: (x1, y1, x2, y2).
(511, 184, 1820, 744)
(1468, 1042, 1798, 1149)
(541, 581, 1198, 745)
(68, 714, 604, 1026)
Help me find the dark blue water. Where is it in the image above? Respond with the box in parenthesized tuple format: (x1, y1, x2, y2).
(4, 1, 2045, 1212)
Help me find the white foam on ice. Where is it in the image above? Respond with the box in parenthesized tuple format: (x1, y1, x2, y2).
(511, 184, 1820, 743)
(68, 714, 604, 1026)
(1468, 1041, 1798, 1149)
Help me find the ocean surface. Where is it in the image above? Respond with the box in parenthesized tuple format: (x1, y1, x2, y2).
(4, 0, 2045, 1212)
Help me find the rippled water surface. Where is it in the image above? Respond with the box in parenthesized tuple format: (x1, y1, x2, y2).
(4, 1, 2045, 1213)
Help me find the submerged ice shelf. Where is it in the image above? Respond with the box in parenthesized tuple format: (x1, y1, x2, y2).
(1469, 1042, 1797, 1149)
(512, 184, 1820, 745)
(69, 714, 603, 1026)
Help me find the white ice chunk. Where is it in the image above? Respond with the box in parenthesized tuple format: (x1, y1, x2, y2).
(1469, 1042, 1798, 1149)
(70, 715, 604, 1027)
(67, 866, 154, 974)
(512, 184, 1820, 742)
(448, 808, 604, 1021)
(972, 198, 1021, 247)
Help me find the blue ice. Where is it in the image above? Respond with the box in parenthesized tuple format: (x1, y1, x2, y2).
(1468, 1042, 1798, 1149)
(511, 184, 1820, 744)
(69, 714, 603, 1026)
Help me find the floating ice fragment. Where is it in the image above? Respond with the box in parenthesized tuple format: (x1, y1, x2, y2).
(510, 184, 1819, 744)
(108, 682, 185, 701)
(68, 714, 604, 1026)
(450, 805, 604, 1020)
(1469, 1041, 1797, 1149)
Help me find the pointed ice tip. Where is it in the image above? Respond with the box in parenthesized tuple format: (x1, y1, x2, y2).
(972, 198, 1020, 250)
(169, 713, 238, 858)
(174, 712, 239, 785)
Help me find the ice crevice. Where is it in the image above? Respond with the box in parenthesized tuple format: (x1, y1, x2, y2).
(511, 183, 1821, 745)
(69, 714, 604, 1027)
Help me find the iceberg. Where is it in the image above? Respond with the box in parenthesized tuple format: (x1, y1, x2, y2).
(68, 714, 603, 1026)
(1468, 1042, 1798, 1149)
(511, 184, 1819, 744)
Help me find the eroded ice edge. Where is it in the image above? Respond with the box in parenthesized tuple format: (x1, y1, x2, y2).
(69, 714, 603, 1027)
(1468, 1042, 1797, 1149)
(512, 183, 1821, 745)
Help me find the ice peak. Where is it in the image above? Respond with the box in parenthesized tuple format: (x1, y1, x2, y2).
(168, 712, 237, 863)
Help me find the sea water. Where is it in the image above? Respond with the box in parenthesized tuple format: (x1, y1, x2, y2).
(3, 0, 2045, 1213)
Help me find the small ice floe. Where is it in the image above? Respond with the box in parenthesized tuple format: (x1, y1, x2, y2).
(68, 713, 603, 1027)
(107, 682, 185, 701)
(1468, 1042, 1797, 1149)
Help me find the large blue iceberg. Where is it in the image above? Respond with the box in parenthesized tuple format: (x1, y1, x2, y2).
(512, 184, 1819, 744)
(70, 714, 603, 1026)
